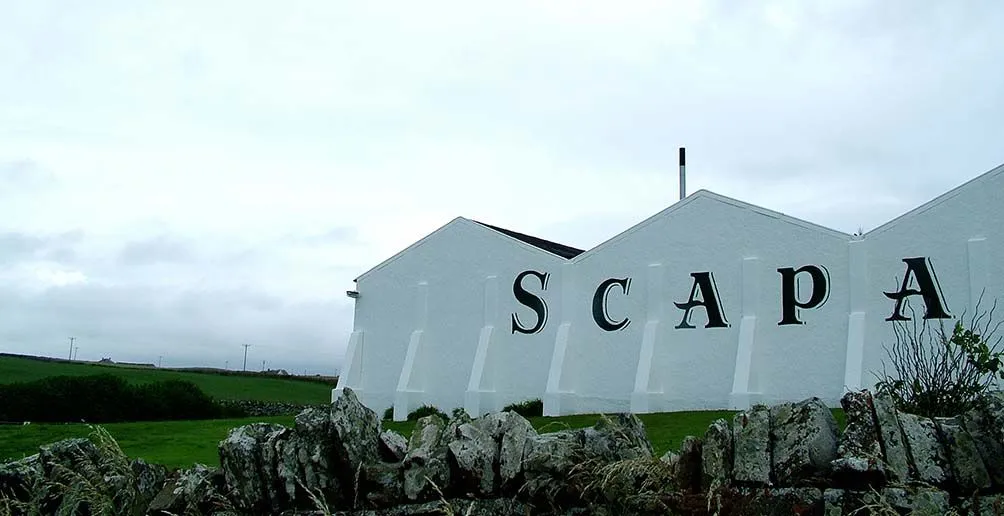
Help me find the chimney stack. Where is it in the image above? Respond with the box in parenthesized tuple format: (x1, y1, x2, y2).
(679, 147, 686, 201)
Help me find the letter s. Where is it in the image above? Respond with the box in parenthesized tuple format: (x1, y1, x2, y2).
(511, 270, 550, 334)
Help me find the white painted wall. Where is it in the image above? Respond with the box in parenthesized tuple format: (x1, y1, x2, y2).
(335, 217, 568, 420)
(563, 193, 850, 414)
(338, 163, 1004, 417)
(855, 167, 1004, 393)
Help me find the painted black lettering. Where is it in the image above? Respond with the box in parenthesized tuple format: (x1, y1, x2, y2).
(884, 257, 951, 321)
(674, 272, 730, 329)
(511, 270, 550, 334)
(592, 277, 632, 331)
(778, 265, 830, 325)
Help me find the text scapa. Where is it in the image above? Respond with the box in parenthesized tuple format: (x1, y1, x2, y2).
(510, 257, 950, 334)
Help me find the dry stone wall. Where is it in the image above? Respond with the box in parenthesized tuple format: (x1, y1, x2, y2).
(218, 399, 328, 417)
(6, 388, 1004, 514)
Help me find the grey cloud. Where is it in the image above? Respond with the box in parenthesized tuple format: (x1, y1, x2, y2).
(0, 160, 55, 193)
(280, 227, 358, 247)
(118, 236, 196, 266)
(0, 284, 350, 375)
(0, 230, 82, 263)
(0, 233, 43, 260)
(397, 2, 1004, 192)
(172, 287, 285, 314)
(312, 227, 358, 245)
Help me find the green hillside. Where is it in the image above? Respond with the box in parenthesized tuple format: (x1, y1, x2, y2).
(0, 355, 335, 404)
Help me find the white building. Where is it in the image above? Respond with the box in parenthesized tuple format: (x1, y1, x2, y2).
(336, 162, 1004, 420)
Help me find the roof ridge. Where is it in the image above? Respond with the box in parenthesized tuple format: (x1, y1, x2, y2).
(472, 221, 585, 260)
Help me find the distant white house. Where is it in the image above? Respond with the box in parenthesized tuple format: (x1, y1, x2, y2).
(336, 162, 1004, 421)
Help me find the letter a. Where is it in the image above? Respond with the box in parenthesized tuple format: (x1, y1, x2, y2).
(884, 257, 951, 322)
(675, 272, 730, 329)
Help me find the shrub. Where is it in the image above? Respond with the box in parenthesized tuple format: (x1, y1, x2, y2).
(0, 374, 236, 423)
(383, 406, 394, 420)
(406, 404, 447, 421)
(503, 398, 544, 418)
(874, 295, 1004, 418)
(134, 379, 231, 421)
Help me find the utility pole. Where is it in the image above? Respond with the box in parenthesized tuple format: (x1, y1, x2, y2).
(73, 346, 79, 361)
(261, 360, 266, 372)
(158, 355, 163, 368)
(242, 344, 251, 371)
(225, 360, 229, 370)
(68, 337, 75, 360)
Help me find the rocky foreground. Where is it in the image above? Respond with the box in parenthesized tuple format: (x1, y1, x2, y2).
(4, 388, 1004, 514)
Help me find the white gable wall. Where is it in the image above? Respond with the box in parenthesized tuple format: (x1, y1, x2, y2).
(564, 193, 850, 414)
(335, 218, 569, 420)
(857, 166, 1004, 392)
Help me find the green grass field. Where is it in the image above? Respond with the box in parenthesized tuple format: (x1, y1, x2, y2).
(0, 417, 294, 468)
(0, 412, 726, 469)
(0, 353, 846, 471)
(0, 355, 334, 403)
(0, 409, 844, 470)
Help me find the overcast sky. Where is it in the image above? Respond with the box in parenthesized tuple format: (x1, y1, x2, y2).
(1, 1, 1002, 375)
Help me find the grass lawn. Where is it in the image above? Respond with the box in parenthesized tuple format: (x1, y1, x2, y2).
(0, 355, 334, 404)
(0, 409, 845, 471)
(0, 416, 294, 469)
(529, 409, 843, 457)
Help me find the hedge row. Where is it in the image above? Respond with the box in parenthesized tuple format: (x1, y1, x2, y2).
(0, 374, 246, 423)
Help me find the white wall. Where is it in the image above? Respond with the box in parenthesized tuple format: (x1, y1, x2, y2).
(335, 217, 569, 420)
(562, 193, 850, 414)
(338, 164, 1004, 417)
(856, 167, 1004, 393)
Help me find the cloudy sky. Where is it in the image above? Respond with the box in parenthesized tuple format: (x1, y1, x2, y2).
(1, 1, 1002, 375)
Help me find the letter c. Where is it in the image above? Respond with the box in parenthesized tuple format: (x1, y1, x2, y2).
(592, 277, 632, 331)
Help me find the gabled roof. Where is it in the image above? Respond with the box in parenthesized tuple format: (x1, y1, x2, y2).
(353, 161, 1004, 282)
(573, 189, 852, 263)
(354, 217, 581, 282)
(867, 161, 1004, 236)
(473, 221, 585, 259)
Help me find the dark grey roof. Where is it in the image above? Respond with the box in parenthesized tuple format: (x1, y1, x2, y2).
(474, 221, 585, 259)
